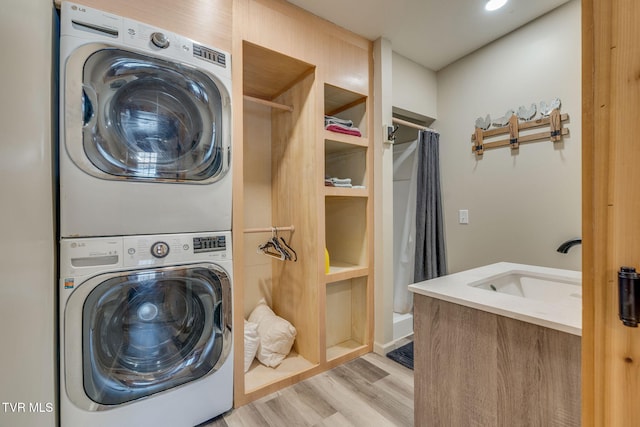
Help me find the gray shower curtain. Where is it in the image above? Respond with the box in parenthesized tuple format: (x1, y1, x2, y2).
(414, 130, 447, 281)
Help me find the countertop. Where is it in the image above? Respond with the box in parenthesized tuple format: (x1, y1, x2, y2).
(408, 262, 582, 336)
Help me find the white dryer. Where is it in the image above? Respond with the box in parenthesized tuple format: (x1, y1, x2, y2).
(59, 2, 232, 237)
(59, 231, 233, 427)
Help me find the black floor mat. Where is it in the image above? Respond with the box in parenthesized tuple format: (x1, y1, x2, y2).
(386, 341, 414, 370)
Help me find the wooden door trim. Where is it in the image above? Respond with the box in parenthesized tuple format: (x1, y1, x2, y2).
(582, 0, 611, 424)
(582, 0, 640, 425)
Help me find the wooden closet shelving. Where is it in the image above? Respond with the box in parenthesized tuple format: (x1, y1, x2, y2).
(322, 82, 372, 365)
(233, 0, 373, 407)
(238, 41, 320, 404)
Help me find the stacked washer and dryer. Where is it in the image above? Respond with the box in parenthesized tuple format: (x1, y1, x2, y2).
(58, 3, 233, 426)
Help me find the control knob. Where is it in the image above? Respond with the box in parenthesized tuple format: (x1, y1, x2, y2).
(150, 32, 170, 49)
(151, 241, 170, 258)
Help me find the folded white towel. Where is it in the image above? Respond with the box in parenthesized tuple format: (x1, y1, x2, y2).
(329, 177, 352, 185)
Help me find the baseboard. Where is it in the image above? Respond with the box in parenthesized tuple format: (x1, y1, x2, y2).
(373, 334, 414, 356)
(393, 312, 413, 339)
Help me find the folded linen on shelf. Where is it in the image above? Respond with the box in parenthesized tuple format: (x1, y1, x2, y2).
(325, 176, 353, 188)
(325, 123, 362, 137)
(330, 177, 351, 185)
(324, 115, 354, 127)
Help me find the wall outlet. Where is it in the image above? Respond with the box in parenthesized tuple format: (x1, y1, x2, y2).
(459, 209, 469, 224)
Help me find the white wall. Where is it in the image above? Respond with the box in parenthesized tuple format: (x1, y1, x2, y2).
(373, 37, 395, 353)
(0, 0, 56, 426)
(373, 48, 439, 352)
(392, 52, 438, 120)
(435, 0, 582, 273)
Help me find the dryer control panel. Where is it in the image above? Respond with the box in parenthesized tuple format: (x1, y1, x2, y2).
(193, 235, 227, 253)
(61, 2, 232, 80)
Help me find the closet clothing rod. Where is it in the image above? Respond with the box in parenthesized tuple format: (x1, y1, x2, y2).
(243, 95, 293, 112)
(244, 225, 295, 234)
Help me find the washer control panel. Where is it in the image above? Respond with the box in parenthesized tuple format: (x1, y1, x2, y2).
(123, 232, 231, 267)
(60, 231, 232, 277)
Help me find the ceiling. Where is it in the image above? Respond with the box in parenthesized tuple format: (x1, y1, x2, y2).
(286, 0, 571, 71)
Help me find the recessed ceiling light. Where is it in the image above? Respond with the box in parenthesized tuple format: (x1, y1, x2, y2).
(485, 0, 508, 11)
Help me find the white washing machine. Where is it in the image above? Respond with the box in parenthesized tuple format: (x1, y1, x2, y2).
(59, 231, 233, 427)
(59, 2, 232, 238)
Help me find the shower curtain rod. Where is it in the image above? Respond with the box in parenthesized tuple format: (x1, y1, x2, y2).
(392, 117, 438, 133)
(392, 117, 439, 146)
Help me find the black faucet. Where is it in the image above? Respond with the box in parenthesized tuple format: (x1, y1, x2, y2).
(557, 238, 582, 253)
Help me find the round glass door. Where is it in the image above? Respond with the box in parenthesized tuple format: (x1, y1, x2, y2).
(80, 48, 227, 182)
(81, 265, 230, 405)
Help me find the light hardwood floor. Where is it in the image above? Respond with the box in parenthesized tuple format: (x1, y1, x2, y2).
(202, 352, 414, 427)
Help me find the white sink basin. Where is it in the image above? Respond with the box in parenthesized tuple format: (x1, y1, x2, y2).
(469, 270, 582, 304)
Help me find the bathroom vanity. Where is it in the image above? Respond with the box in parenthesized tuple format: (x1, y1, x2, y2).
(409, 263, 581, 426)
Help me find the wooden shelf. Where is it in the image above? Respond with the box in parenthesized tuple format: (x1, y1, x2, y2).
(243, 41, 315, 101)
(325, 262, 369, 283)
(324, 84, 367, 116)
(324, 187, 368, 198)
(326, 339, 367, 362)
(324, 130, 368, 147)
(325, 277, 368, 364)
(244, 352, 317, 394)
(243, 95, 293, 112)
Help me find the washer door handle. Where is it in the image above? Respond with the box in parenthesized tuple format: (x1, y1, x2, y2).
(214, 300, 223, 333)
